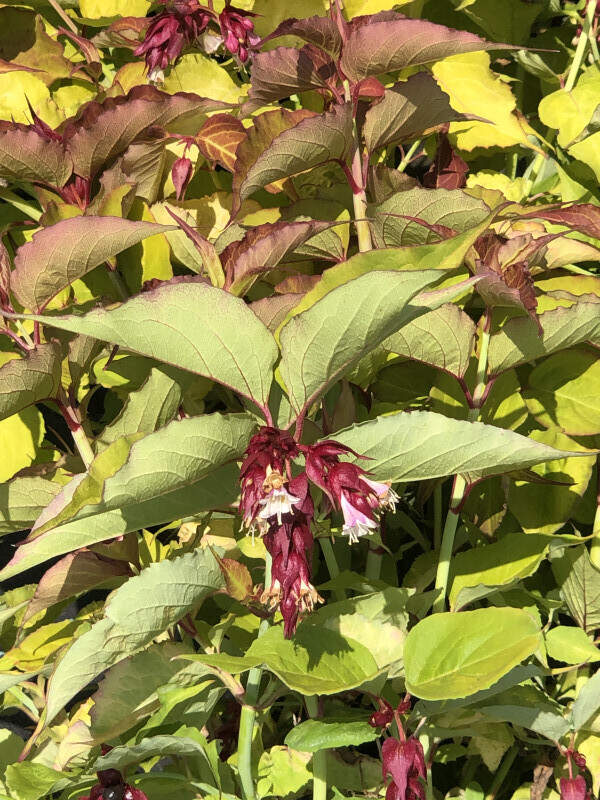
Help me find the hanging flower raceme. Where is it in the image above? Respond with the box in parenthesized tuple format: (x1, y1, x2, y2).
(303, 440, 398, 544)
(219, 3, 260, 62)
(134, 0, 212, 81)
(382, 736, 427, 800)
(559, 751, 591, 800)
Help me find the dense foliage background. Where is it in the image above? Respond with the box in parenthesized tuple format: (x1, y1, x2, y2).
(1, 0, 600, 799)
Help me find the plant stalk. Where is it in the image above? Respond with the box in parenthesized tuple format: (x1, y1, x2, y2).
(343, 80, 372, 253)
(433, 314, 491, 613)
(433, 483, 443, 552)
(56, 389, 95, 469)
(485, 744, 518, 800)
(238, 553, 272, 800)
(0, 189, 42, 221)
(320, 537, 346, 601)
(589, 457, 600, 570)
(565, 0, 597, 92)
(306, 696, 327, 800)
(398, 139, 421, 173)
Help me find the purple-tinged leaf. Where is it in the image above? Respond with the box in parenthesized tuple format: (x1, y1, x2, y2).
(247, 45, 336, 108)
(0, 123, 71, 187)
(223, 219, 336, 295)
(234, 103, 353, 216)
(262, 15, 343, 57)
(0, 343, 62, 422)
(363, 73, 468, 153)
(519, 203, 600, 240)
(63, 85, 228, 179)
(11, 216, 173, 311)
(422, 132, 470, 189)
(197, 113, 246, 172)
(22, 550, 130, 625)
(91, 16, 150, 50)
(57, 27, 101, 70)
(232, 107, 316, 217)
(367, 165, 417, 203)
(0, 239, 11, 310)
(339, 18, 514, 81)
(251, 293, 303, 332)
(0, 475, 62, 536)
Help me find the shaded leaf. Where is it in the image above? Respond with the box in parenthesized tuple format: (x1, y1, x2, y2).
(26, 282, 277, 405)
(285, 718, 378, 753)
(45, 547, 224, 724)
(0, 123, 71, 186)
(94, 735, 210, 771)
(11, 216, 172, 311)
(520, 203, 600, 240)
(0, 343, 62, 421)
(263, 15, 342, 57)
(571, 669, 600, 731)
(363, 72, 468, 152)
(404, 607, 541, 700)
(0, 476, 61, 536)
(552, 545, 600, 633)
(247, 45, 335, 108)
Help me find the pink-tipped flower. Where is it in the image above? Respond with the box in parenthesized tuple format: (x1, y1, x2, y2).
(362, 477, 400, 512)
(134, 0, 213, 80)
(219, 3, 260, 62)
(382, 737, 427, 800)
(258, 484, 301, 525)
(340, 491, 377, 544)
(560, 776, 590, 800)
(171, 154, 193, 200)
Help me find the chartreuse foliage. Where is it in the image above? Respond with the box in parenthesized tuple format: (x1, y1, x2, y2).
(1, 1, 600, 800)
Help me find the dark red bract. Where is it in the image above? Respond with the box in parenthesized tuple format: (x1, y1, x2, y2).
(382, 737, 427, 800)
(560, 775, 590, 800)
(219, 3, 260, 62)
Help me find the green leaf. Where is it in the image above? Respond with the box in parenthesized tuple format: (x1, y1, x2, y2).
(0, 462, 239, 582)
(368, 188, 490, 248)
(245, 623, 380, 695)
(488, 302, 600, 375)
(98, 367, 183, 450)
(449, 534, 551, 611)
(458, 0, 543, 45)
(571, 669, 600, 731)
(507, 429, 595, 535)
(384, 304, 476, 378)
(45, 547, 224, 724)
(0, 344, 61, 422)
(332, 410, 591, 484)
(5, 763, 62, 800)
(93, 735, 209, 771)
(285, 718, 378, 753)
(11, 216, 173, 311)
(552, 545, 600, 633)
(404, 607, 542, 700)
(234, 103, 353, 213)
(546, 626, 600, 665)
(477, 685, 570, 740)
(27, 282, 277, 405)
(162, 53, 242, 104)
(526, 348, 600, 436)
(79, 0, 150, 17)
(363, 72, 467, 153)
(0, 406, 45, 483)
(279, 270, 440, 414)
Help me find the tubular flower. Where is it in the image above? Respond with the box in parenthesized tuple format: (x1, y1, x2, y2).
(560, 776, 590, 800)
(134, 0, 212, 80)
(219, 3, 260, 62)
(79, 761, 148, 800)
(382, 737, 427, 800)
(239, 426, 299, 533)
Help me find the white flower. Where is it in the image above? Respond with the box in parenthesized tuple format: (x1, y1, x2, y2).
(258, 486, 300, 525)
(340, 493, 377, 545)
(363, 478, 400, 512)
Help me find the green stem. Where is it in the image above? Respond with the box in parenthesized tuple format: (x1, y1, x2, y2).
(485, 744, 518, 800)
(398, 139, 421, 173)
(343, 80, 372, 253)
(105, 264, 130, 301)
(433, 483, 443, 552)
(0, 189, 41, 221)
(564, 0, 596, 92)
(306, 696, 327, 800)
(320, 537, 346, 601)
(238, 554, 272, 800)
(365, 548, 383, 581)
(71, 424, 95, 469)
(433, 314, 491, 613)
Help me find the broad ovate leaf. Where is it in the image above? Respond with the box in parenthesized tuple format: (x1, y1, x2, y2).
(339, 17, 512, 81)
(0, 123, 71, 186)
(27, 282, 278, 406)
(197, 113, 246, 172)
(44, 547, 224, 724)
(279, 269, 440, 414)
(247, 45, 335, 107)
(363, 72, 468, 153)
(0, 343, 62, 421)
(404, 607, 542, 700)
(0, 476, 61, 536)
(11, 216, 172, 311)
(234, 103, 353, 215)
(332, 410, 594, 483)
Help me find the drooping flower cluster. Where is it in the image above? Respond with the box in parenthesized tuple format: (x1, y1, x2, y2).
(239, 427, 397, 636)
(382, 737, 427, 800)
(79, 752, 148, 800)
(134, 0, 259, 80)
(560, 751, 591, 800)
